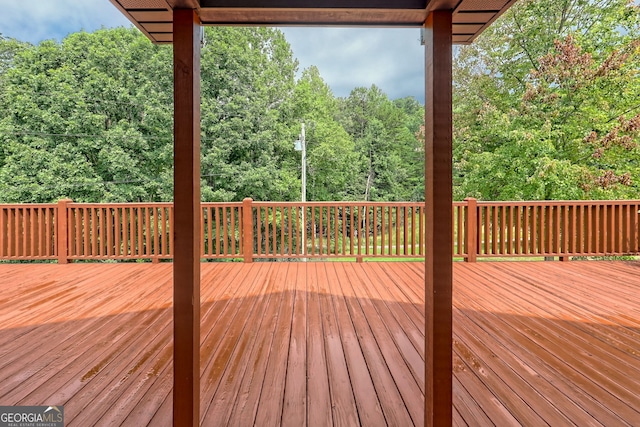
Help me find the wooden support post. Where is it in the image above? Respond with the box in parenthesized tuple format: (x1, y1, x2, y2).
(56, 199, 72, 264)
(424, 10, 453, 427)
(464, 197, 477, 263)
(173, 9, 201, 427)
(243, 197, 254, 263)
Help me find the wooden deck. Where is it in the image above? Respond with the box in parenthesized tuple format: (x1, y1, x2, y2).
(0, 261, 638, 426)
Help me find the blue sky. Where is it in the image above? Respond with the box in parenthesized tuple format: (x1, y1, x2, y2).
(0, 0, 426, 103)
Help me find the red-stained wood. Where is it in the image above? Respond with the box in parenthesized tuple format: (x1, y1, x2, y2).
(256, 206, 262, 256)
(223, 204, 229, 256)
(242, 198, 253, 262)
(281, 205, 286, 256)
(403, 206, 408, 255)
(271, 206, 277, 255)
(200, 206, 206, 257)
(464, 198, 476, 262)
(380, 206, 384, 255)
(347, 263, 423, 424)
(201, 263, 278, 425)
(306, 263, 333, 426)
(311, 206, 316, 256)
(293, 206, 300, 255)
(254, 264, 296, 425)
(72, 208, 79, 257)
(0, 208, 6, 257)
(172, 8, 201, 427)
(394, 206, 400, 256)
(215, 206, 221, 255)
(361, 267, 424, 379)
(281, 263, 308, 426)
(56, 200, 70, 263)
(1, 262, 640, 425)
(339, 263, 415, 425)
(328, 263, 388, 425)
(225, 264, 287, 426)
(453, 262, 640, 425)
(145, 207, 151, 257)
(319, 206, 325, 256)
(319, 263, 362, 425)
(424, 9, 453, 427)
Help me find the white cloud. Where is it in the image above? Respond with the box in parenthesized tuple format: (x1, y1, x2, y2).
(0, 1, 425, 103)
(282, 27, 425, 102)
(0, 0, 130, 44)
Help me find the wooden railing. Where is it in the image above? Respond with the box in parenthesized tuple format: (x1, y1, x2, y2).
(468, 199, 640, 260)
(252, 201, 426, 259)
(65, 202, 174, 261)
(1, 198, 639, 262)
(0, 204, 57, 260)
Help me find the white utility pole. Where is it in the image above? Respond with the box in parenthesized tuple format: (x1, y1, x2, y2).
(294, 123, 306, 259)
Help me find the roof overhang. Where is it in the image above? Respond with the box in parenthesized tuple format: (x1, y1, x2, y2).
(109, 0, 517, 44)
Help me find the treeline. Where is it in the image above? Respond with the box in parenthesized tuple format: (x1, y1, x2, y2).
(1, 0, 639, 204)
(0, 27, 423, 203)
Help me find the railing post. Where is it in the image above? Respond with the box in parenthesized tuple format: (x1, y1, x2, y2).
(464, 197, 477, 263)
(56, 199, 72, 264)
(243, 198, 254, 263)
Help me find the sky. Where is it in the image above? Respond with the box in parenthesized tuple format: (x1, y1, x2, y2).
(0, 0, 426, 103)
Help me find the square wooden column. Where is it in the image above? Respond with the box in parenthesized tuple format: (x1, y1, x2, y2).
(173, 9, 201, 427)
(424, 9, 453, 427)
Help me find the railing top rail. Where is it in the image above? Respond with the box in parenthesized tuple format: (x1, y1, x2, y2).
(0, 203, 58, 208)
(67, 202, 174, 208)
(252, 201, 425, 207)
(201, 202, 243, 207)
(67, 202, 246, 208)
(475, 200, 640, 206)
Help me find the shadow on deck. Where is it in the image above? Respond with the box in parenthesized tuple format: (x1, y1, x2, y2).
(0, 261, 638, 425)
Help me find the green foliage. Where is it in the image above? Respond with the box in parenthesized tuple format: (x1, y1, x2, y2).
(337, 86, 424, 201)
(4, 2, 639, 205)
(291, 66, 358, 201)
(0, 28, 173, 202)
(454, 0, 640, 201)
(0, 27, 424, 203)
(199, 27, 300, 202)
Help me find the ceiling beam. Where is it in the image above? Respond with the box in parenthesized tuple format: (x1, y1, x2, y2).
(201, 0, 426, 7)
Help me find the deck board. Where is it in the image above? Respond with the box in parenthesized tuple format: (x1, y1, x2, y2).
(0, 261, 639, 426)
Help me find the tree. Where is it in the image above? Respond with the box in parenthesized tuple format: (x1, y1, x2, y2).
(0, 27, 304, 203)
(0, 28, 173, 202)
(0, 26, 427, 204)
(199, 27, 300, 202)
(453, 0, 640, 201)
(338, 86, 424, 201)
(290, 66, 358, 201)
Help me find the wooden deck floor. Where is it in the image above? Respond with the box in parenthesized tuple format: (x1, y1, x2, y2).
(0, 261, 638, 426)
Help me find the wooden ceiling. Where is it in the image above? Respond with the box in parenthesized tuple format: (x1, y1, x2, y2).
(109, 0, 517, 44)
